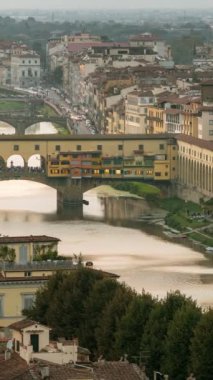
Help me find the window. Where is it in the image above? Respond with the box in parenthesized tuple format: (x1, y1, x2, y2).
(138, 144, 144, 151)
(155, 172, 161, 176)
(118, 145, 123, 151)
(35, 60, 37, 64)
(14, 145, 19, 151)
(34, 71, 37, 77)
(77, 145, 81, 151)
(159, 144, 164, 150)
(29, 60, 31, 64)
(209, 120, 213, 125)
(172, 157, 176, 160)
(165, 172, 168, 176)
(22, 71, 25, 77)
(22, 294, 35, 310)
(34, 145, 40, 151)
(55, 145, 60, 151)
(22, 60, 25, 64)
(0, 296, 3, 317)
(24, 272, 32, 277)
(97, 145, 102, 151)
(209, 130, 213, 136)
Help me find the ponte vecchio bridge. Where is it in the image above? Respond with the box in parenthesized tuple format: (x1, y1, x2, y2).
(0, 134, 177, 210)
(0, 133, 212, 210)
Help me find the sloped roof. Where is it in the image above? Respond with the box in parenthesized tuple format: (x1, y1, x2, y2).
(0, 353, 30, 380)
(93, 361, 144, 380)
(8, 319, 50, 332)
(16, 361, 144, 380)
(176, 134, 213, 151)
(0, 235, 60, 244)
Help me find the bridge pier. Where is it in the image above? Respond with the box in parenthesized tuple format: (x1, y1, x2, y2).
(57, 179, 84, 213)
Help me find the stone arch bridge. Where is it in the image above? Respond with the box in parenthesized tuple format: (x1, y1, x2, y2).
(0, 114, 68, 135)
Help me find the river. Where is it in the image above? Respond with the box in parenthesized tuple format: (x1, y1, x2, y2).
(0, 121, 212, 307)
(0, 180, 212, 308)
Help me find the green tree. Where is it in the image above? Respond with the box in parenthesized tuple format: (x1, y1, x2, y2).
(96, 284, 134, 359)
(162, 303, 201, 380)
(141, 291, 195, 377)
(25, 268, 104, 338)
(114, 291, 156, 361)
(0, 245, 16, 263)
(190, 309, 213, 380)
(79, 278, 120, 356)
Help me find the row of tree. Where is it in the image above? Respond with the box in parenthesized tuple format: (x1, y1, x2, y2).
(25, 268, 213, 380)
(0, 16, 212, 65)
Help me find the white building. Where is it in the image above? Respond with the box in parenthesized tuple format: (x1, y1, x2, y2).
(125, 91, 156, 134)
(11, 53, 40, 88)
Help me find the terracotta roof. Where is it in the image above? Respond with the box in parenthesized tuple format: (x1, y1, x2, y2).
(0, 353, 30, 380)
(0, 235, 60, 244)
(20, 361, 144, 380)
(93, 361, 143, 380)
(176, 134, 213, 151)
(8, 319, 39, 331)
(30, 362, 93, 380)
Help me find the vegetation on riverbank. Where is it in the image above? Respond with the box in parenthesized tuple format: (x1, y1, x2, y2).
(112, 182, 213, 248)
(0, 100, 26, 111)
(112, 181, 161, 200)
(25, 268, 213, 380)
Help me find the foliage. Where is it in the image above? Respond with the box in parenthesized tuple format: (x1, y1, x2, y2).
(79, 278, 120, 356)
(0, 100, 26, 112)
(0, 245, 16, 263)
(25, 270, 212, 377)
(190, 309, 213, 380)
(95, 283, 135, 359)
(162, 303, 201, 380)
(25, 268, 105, 338)
(33, 243, 58, 261)
(112, 182, 161, 200)
(141, 291, 196, 378)
(114, 291, 156, 362)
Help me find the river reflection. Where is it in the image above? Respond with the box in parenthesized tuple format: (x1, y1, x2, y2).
(0, 180, 212, 307)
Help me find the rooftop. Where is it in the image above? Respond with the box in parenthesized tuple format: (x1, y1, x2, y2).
(0, 235, 60, 244)
(176, 134, 213, 151)
(8, 319, 41, 331)
(0, 353, 29, 380)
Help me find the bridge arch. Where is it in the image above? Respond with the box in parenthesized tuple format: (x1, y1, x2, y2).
(0, 121, 16, 135)
(27, 154, 46, 170)
(25, 121, 58, 135)
(6, 154, 25, 168)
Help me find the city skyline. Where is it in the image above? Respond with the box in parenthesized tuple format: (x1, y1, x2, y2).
(0, 0, 213, 9)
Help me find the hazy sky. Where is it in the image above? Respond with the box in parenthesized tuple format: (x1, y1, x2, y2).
(0, 0, 212, 9)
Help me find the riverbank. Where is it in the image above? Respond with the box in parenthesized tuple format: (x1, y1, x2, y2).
(91, 184, 213, 257)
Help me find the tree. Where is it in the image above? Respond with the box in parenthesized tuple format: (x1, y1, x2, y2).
(95, 284, 134, 359)
(79, 278, 120, 356)
(190, 309, 213, 380)
(141, 291, 195, 378)
(25, 268, 104, 338)
(114, 291, 156, 361)
(0, 245, 16, 263)
(162, 303, 201, 380)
